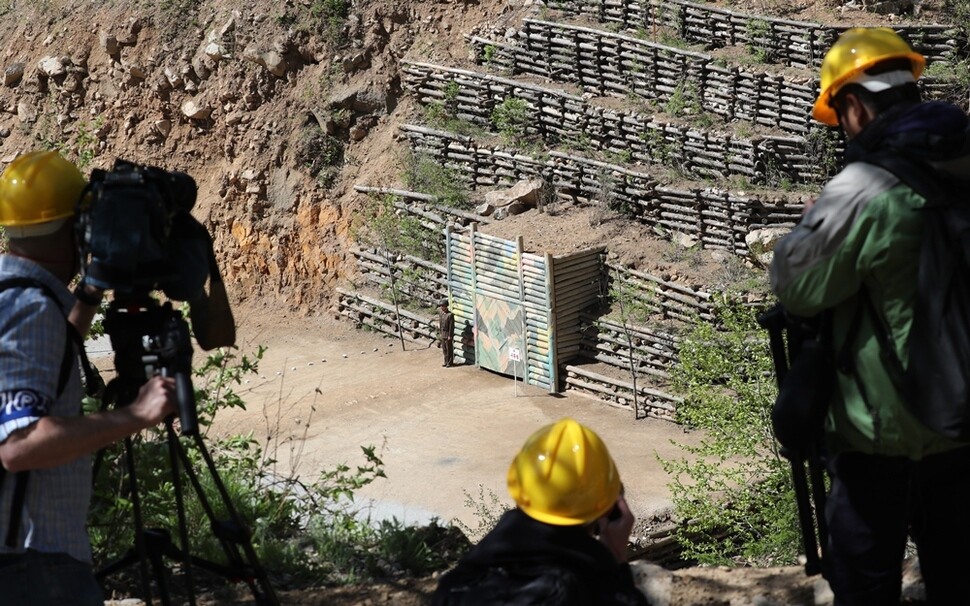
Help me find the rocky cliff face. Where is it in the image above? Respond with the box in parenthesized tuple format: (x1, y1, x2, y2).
(0, 0, 507, 311)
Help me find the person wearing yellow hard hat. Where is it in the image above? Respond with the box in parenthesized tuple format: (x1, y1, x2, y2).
(771, 28, 970, 604)
(433, 418, 649, 605)
(0, 151, 177, 605)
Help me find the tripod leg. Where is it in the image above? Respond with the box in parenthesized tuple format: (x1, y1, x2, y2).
(789, 456, 822, 576)
(808, 446, 830, 566)
(172, 434, 280, 606)
(123, 435, 156, 606)
(167, 421, 198, 606)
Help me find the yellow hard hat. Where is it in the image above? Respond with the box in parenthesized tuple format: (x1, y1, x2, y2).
(507, 417, 621, 526)
(813, 27, 925, 126)
(0, 151, 85, 237)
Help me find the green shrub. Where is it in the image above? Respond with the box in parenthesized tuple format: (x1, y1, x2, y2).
(402, 152, 469, 209)
(491, 97, 531, 143)
(311, 0, 350, 43)
(745, 19, 774, 63)
(661, 299, 802, 566)
(296, 124, 344, 188)
(453, 485, 511, 542)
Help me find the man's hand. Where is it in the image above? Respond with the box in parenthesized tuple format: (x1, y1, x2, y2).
(129, 375, 178, 426)
(597, 494, 635, 563)
(0, 376, 179, 472)
(803, 197, 817, 215)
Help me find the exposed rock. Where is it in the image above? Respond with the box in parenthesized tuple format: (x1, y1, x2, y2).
(4, 63, 25, 87)
(710, 249, 732, 263)
(328, 83, 392, 114)
(16, 102, 37, 124)
(100, 32, 120, 57)
(673, 232, 698, 249)
(204, 42, 230, 61)
(153, 119, 172, 137)
(342, 51, 370, 73)
(163, 66, 184, 89)
(181, 99, 213, 120)
(192, 55, 211, 81)
(116, 17, 143, 45)
(38, 56, 68, 77)
(261, 51, 288, 77)
(632, 561, 672, 606)
(242, 44, 288, 77)
(745, 227, 789, 266)
(483, 179, 544, 215)
(126, 63, 147, 81)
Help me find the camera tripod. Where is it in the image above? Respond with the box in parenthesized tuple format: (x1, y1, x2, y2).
(94, 297, 279, 606)
(758, 305, 829, 577)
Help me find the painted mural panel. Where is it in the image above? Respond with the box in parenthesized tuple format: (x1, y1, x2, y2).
(476, 296, 526, 376)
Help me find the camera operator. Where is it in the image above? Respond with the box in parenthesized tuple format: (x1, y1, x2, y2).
(770, 29, 970, 604)
(0, 151, 177, 606)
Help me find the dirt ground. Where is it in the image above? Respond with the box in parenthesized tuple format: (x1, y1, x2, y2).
(212, 302, 700, 536)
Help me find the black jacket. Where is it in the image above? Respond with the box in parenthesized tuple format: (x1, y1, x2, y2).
(433, 509, 649, 606)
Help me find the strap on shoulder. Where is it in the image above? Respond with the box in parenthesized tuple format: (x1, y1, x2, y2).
(0, 277, 102, 547)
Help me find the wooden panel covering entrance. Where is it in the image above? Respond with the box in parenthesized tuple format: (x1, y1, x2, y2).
(445, 224, 604, 392)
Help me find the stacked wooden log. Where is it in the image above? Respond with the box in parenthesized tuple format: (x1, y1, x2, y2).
(403, 60, 834, 185)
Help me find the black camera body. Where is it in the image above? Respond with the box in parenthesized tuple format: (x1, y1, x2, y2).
(76, 159, 208, 301)
(76, 159, 236, 435)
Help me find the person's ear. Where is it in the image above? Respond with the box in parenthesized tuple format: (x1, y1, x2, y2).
(837, 92, 873, 139)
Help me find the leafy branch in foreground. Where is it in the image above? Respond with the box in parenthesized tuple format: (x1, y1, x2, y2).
(661, 299, 801, 566)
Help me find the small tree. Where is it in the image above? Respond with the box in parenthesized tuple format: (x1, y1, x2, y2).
(607, 276, 655, 418)
(491, 97, 531, 145)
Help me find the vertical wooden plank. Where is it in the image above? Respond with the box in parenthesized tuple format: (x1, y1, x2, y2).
(470, 223, 480, 367)
(445, 225, 453, 299)
(546, 252, 559, 393)
(516, 236, 530, 388)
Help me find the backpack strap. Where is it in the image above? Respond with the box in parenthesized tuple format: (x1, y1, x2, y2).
(0, 277, 100, 548)
(841, 153, 960, 439)
(862, 152, 950, 206)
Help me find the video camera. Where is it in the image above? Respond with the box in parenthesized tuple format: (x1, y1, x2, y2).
(75, 159, 236, 435)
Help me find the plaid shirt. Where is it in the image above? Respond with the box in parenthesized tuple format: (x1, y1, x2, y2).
(0, 255, 92, 563)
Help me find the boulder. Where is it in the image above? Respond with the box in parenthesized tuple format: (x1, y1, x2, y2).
(475, 202, 494, 217)
(100, 32, 120, 56)
(16, 101, 37, 124)
(182, 99, 213, 120)
(745, 227, 789, 266)
(4, 63, 24, 87)
(483, 179, 544, 215)
(38, 56, 67, 77)
(242, 45, 287, 77)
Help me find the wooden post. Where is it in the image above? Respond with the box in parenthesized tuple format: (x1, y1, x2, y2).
(445, 224, 453, 299)
(470, 223, 480, 367)
(546, 252, 558, 394)
(515, 236, 530, 388)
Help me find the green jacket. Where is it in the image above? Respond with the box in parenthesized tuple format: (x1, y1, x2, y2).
(770, 161, 964, 459)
